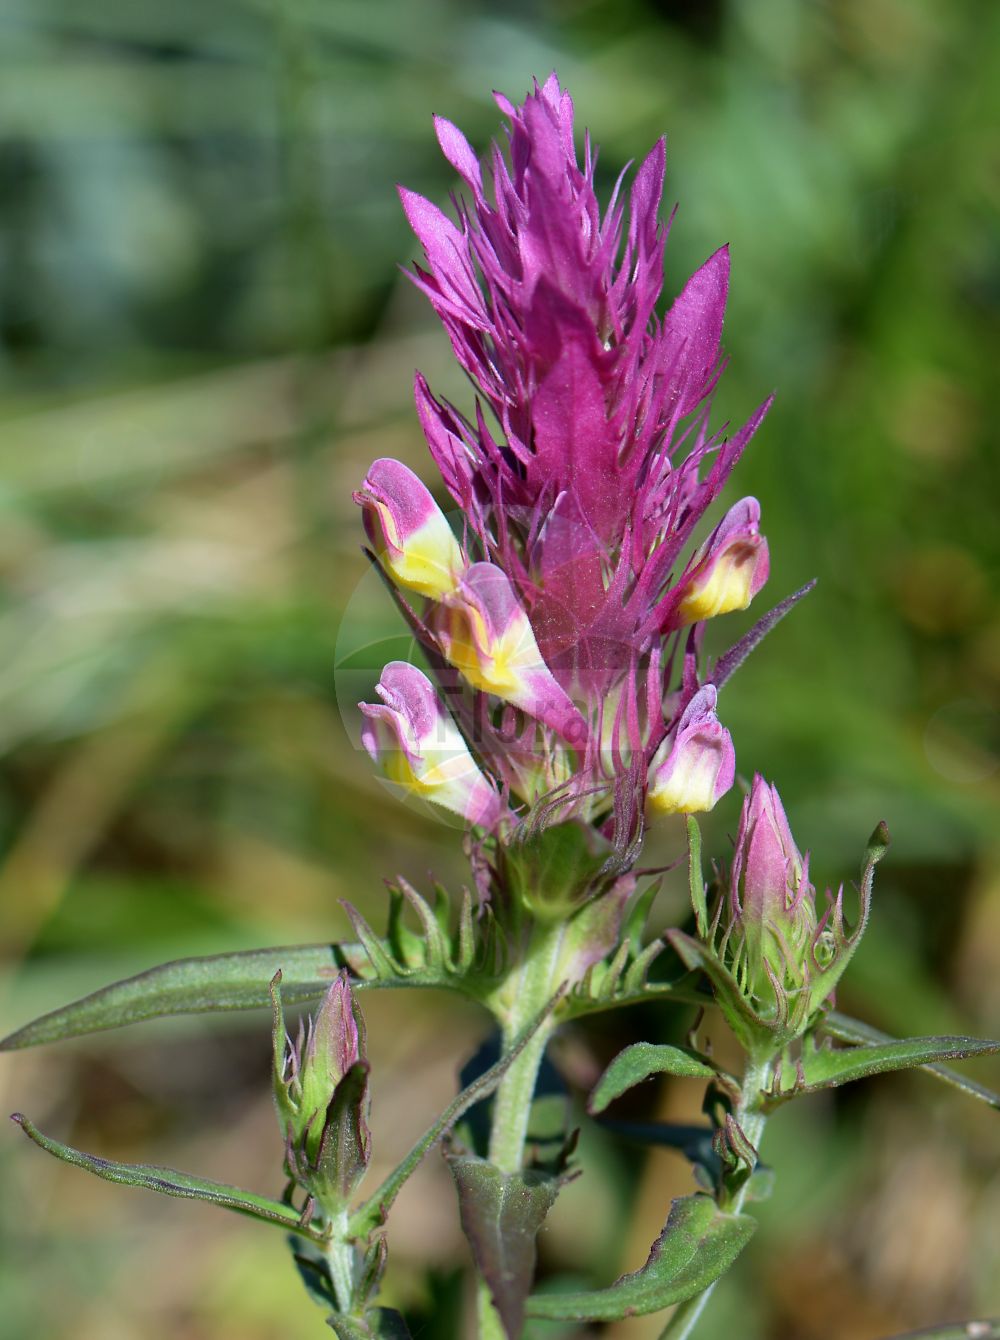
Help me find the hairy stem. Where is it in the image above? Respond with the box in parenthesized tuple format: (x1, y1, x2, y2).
(657, 1051, 774, 1340)
(324, 1209, 356, 1315)
(475, 919, 565, 1338)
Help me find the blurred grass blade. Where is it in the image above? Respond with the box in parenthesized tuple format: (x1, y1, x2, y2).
(525, 1193, 754, 1322)
(1, 944, 368, 1049)
(826, 1012, 1000, 1110)
(11, 1113, 324, 1240)
(589, 1042, 717, 1116)
(882, 1323, 1000, 1339)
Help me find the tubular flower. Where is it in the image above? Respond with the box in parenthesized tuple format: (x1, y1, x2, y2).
(646, 686, 735, 817)
(356, 75, 779, 851)
(355, 457, 466, 599)
(432, 564, 587, 744)
(670, 497, 770, 628)
(360, 661, 502, 827)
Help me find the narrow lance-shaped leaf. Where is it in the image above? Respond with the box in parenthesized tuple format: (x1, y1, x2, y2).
(589, 1042, 717, 1116)
(349, 985, 566, 1239)
(766, 1034, 1000, 1109)
(0, 927, 492, 1053)
(448, 1154, 564, 1340)
(795, 1034, 1000, 1093)
(0, 945, 364, 1051)
(524, 1194, 755, 1322)
(10, 1113, 325, 1241)
(825, 1011, 1000, 1111)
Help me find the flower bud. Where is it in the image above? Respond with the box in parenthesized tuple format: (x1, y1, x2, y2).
(670, 789, 886, 1049)
(673, 497, 769, 627)
(272, 971, 371, 1206)
(360, 660, 501, 827)
(646, 686, 735, 817)
(433, 563, 587, 746)
(354, 457, 466, 599)
(729, 775, 816, 996)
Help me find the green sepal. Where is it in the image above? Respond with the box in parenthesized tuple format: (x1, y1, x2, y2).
(0, 944, 361, 1050)
(825, 1011, 1000, 1110)
(665, 930, 772, 1052)
(348, 986, 564, 1240)
(327, 1308, 412, 1339)
(801, 820, 889, 1018)
(447, 1154, 564, 1340)
(312, 1060, 372, 1206)
(524, 1193, 755, 1322)
(500, 820, 617, 921)
(340, 879, 506, 997)
(588, 1043, 718, 1116)
(765, 1029, 1000, 1108)
(10, 1112, 324, 1240)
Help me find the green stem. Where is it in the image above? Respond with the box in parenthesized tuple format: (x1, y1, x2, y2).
(657, 1052, 774, 1340)
(475, 919, 565, 1338)
(323, 1210, 356, 1315)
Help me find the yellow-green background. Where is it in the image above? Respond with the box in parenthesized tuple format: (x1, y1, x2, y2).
(1, 1, 998, 1336)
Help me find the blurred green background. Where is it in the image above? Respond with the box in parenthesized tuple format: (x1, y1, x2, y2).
(1, 0, 998, 1336)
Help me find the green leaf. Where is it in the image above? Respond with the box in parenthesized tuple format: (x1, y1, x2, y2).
(686, 816, 709, 938)
(447, 1154, 563, 1340)
(822, 1012, 1000, 1110)
(589, 1043, 716, 1116)
(327, 1309, 412, 1339)
(524, 1194, 755, 1322)
(0, 944, 357, 1050)
(10, 1113, 323, 1240)
(770, 1031, 1000, 1105)
(349, 987, 564, 1240)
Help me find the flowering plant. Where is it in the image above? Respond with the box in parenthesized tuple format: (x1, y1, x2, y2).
(5, 76, 999, 1340)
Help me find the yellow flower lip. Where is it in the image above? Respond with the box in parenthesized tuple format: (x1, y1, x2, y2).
(646, 685, 735, 818)
(673, 497, 770, 628)
(432, 563, 589, 746)
(356, 458, 466, 599)
(359, 660, 501, 827)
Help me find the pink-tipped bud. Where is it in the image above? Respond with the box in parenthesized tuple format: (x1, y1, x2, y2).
(297, 975, 361, 1134)
(646, 686, 735, 817)
(732, 775, 808, 924)
(673, 497, 770, 627)
(354, 457, 466, 599)
(729, 774, 817, 998)
(272, 970, 371, 1203)
(359, 660, 501, 827)
(433, 563, 588, 746)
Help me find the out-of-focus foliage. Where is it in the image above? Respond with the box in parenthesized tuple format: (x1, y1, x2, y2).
(0, 1, 997, 1337)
